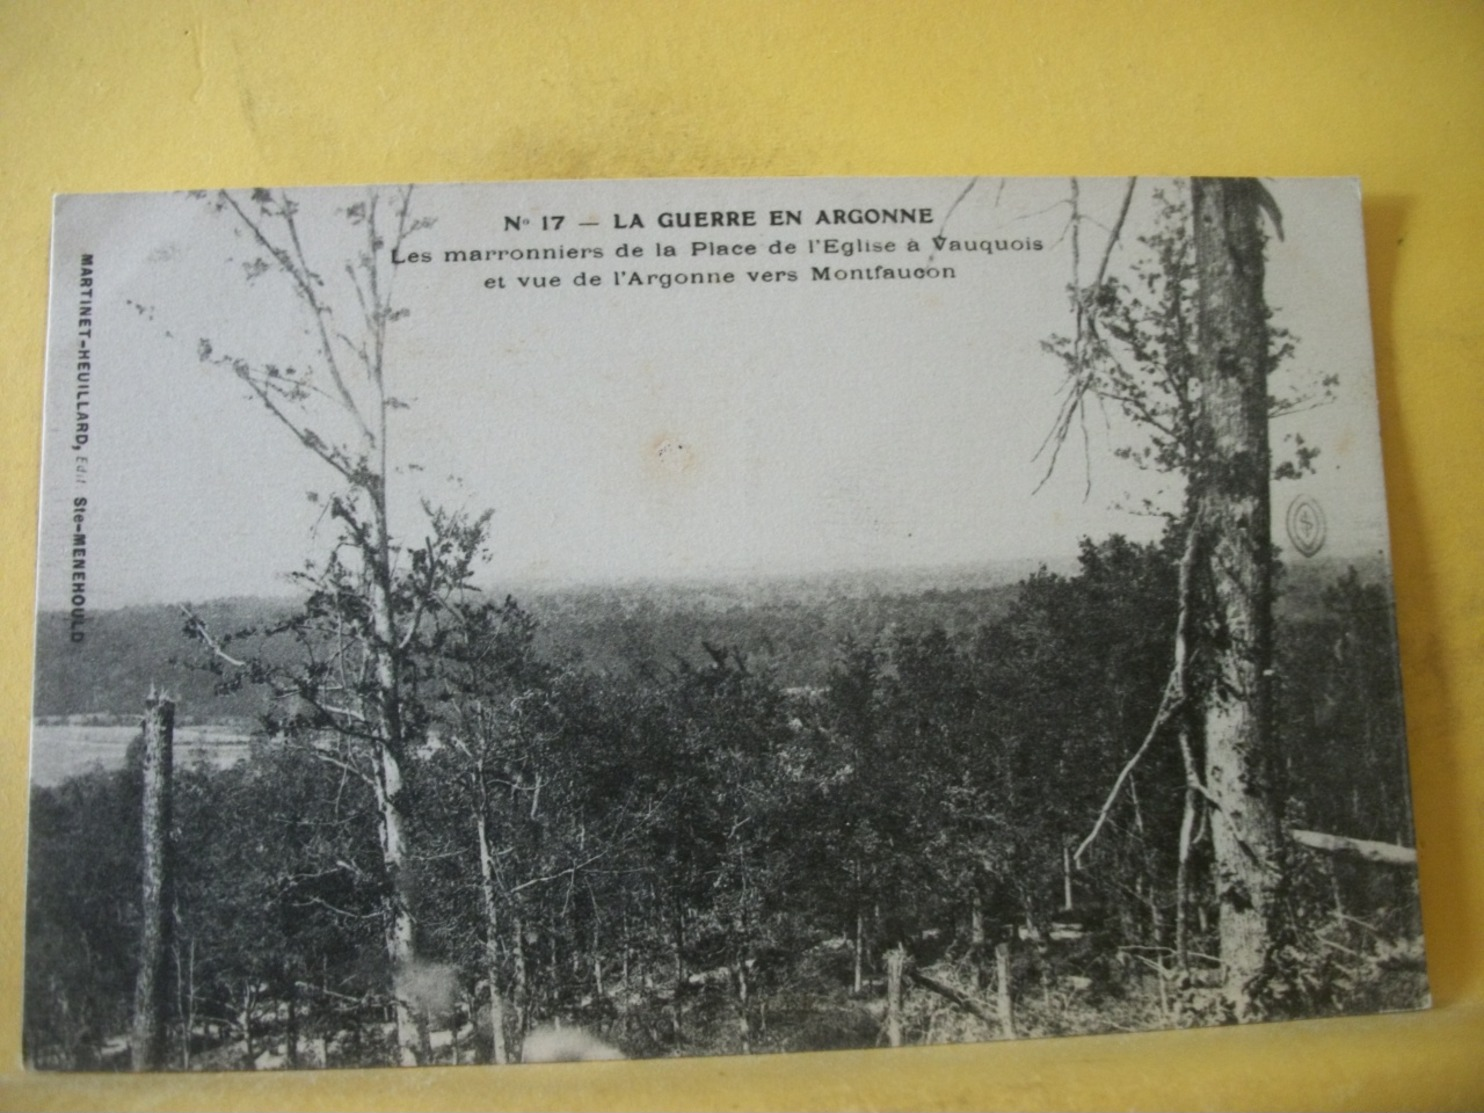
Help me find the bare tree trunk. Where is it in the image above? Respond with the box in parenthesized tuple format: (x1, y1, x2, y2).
(372, 739, 419, 1065)
(969, 896, 985, 992)
(239, 989, 256, 1069)
(994, 941, 1015, 1039)
(670, 906, 685, 1041)
(1191, 177, 1286, 1021)
(131, 695, 173, 1071)
(414, 1007, 433, 1065)
(884, 945, 905, 1048)
(173, 934, 195, 1070)
(363, 490, 425, 1067)
(621, 897, 631, 989)
(474, 795, 509, 1063)
(853, 907, 865, 994)
(1175, 785, 1197, 973)
(285, 990, 301, 1069)
(590, 885, 605, 1002)
(735, 961, 751, 1054)
(512, 913, 530, 1039)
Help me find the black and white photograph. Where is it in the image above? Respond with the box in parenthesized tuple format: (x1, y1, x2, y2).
(25, 175, 1426, 1071)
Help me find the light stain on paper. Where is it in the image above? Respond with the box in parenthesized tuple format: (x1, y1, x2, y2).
(648, 433, 699, 478)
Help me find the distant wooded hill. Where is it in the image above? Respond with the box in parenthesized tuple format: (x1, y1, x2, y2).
(31, 553, 1391, 721)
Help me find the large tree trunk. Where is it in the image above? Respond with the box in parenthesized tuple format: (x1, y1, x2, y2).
(1190, 177, 1287, 1021)
(131, 695, 174, 1071)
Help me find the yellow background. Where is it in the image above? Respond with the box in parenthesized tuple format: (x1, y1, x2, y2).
(1, 2, 1481, 1108)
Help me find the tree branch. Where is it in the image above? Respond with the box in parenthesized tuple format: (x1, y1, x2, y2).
(507, 848, 613, 895)
(179, 606, 248, 668)
(1093, 177, 1138, 289)
(1074, 672, 1184, 867)
(218, 190, 372, 444)
(204, 353, 356, 482)
(1078, 514, 1207, 869)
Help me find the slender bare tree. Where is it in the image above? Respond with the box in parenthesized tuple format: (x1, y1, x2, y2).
(190, 186, 444, 1064)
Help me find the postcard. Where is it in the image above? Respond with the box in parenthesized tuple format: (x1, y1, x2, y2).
(26, 176, 1425, 1069)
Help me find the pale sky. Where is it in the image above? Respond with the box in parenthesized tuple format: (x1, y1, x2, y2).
(38, 176, 1391, 608)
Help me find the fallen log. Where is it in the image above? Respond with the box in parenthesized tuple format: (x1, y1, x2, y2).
(905, 969, 998, 1028)
(1288, 828, 1417, 867)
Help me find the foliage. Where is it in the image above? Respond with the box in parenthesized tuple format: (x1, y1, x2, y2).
(1040, 184, 1334, 513)
(25, 553, 1423, 1068)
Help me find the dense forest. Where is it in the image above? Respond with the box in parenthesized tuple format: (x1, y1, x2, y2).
(24, 539, 1424, 1069)
(30, 566, 1043, 722)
